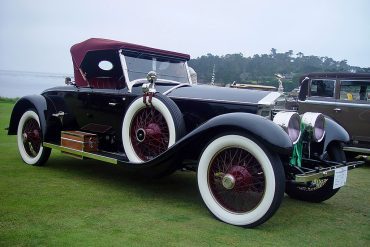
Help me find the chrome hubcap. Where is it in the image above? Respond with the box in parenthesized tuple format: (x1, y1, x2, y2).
(136, 128, 146, 142)
(222, 174, 236, 190)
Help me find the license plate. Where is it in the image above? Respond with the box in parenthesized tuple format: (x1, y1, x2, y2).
(333, 167, 348, 189)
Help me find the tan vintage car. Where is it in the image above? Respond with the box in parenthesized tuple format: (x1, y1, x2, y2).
(298, 72, 370, 157)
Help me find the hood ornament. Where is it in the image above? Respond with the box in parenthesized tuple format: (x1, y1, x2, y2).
(142, 71, 157, 93)
(275, 73, 285, 93)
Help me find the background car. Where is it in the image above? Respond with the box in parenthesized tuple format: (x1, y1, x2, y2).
(7, 38, 362, 228)
(298, 72, 370, 158)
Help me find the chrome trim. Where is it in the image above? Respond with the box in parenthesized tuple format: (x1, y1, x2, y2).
(335, 101, 370, 108)
(299, 99, 335, 105)
(295, 162, 361, 183)
(52, 111, 66, 118)
(222, 174, 236, 190)
(301, 112, 325, 142)
(340, 79, 370, 83)
(343, 146, 370, 154)
(119, 50, 131, 92)
(258, 92, 282, 105)
(43, 142, 118, 164)
(132, 78, 181, 85)
(185, 61, 193, 85)
(163, 83, 191, 95)
(301, 99, 370, 108)
(119, 50, 192, 92)
(168, 96, 259, 105)
(273, 111, 301, 144)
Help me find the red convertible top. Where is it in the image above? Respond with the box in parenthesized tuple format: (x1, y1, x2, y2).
(70, 38, 190, 87)
(71, 38, 190, 66)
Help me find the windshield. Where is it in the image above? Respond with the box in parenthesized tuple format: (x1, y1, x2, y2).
(123, 51, 190, 83)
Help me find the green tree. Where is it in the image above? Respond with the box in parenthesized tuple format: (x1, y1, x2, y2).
(187, 49, 365, 91)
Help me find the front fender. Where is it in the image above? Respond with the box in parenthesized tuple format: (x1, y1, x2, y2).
(120, 113, 293, 176)
(180, 112, 293, 155)
(8, 95, 50, 138)
(323, 117, 350, 151)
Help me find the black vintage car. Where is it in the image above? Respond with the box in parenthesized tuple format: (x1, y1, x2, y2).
(8, 38, 362, 227)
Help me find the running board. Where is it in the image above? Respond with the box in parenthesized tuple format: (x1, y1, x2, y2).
(43, 142, 118, 164)
(343, 146, 370, 154)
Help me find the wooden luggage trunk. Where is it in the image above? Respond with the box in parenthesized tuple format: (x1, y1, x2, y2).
(61, 131, 98, 152)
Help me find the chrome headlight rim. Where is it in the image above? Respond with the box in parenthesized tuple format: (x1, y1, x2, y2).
(301, 112, 326, 142)
(273, 111, 301, 145)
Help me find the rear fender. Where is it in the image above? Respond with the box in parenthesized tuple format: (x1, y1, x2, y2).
(8, 95, 52, 139)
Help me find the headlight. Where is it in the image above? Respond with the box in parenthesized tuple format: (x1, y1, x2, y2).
(301, 112, 325, 142)
(273, 111, 301, 144)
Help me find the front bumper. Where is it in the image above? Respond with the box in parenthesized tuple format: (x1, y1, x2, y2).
(294, 158, 364, 183)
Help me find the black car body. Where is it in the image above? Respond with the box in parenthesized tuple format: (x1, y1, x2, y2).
(7, 38, 362, 228)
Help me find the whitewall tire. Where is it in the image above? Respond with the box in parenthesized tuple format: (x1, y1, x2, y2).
(17, 110, 51, 166)
(197, 134, 285, 227)
(122, 94, 185, 163)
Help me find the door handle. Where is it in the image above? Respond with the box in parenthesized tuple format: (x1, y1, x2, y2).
(108, 102, 117, 106)
(333, 108, 342, 112)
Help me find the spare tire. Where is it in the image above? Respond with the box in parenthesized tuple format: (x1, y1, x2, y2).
(122, 93, 185, 163)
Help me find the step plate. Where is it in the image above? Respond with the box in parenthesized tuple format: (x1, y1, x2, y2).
(43, 142, 118, 164)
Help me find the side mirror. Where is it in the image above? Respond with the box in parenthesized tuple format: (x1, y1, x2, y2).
(65, 77, 72, 85)
(298, 77, 310, 101)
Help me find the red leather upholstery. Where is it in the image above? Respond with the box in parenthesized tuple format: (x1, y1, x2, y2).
(88, 77, 125, 89)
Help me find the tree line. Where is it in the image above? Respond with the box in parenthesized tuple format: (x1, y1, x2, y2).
(188, 49, 370, 92)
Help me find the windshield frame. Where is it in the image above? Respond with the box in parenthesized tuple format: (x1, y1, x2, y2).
(119, 49, 192, 92)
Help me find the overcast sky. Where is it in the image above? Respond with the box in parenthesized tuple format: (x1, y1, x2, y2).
(0, 0, 369, 74)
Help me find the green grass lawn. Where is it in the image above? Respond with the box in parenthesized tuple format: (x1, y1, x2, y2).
(0, 102, 369, 246)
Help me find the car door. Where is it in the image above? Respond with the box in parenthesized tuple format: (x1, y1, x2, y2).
(86, 88, 128, 135)
(298, 78, 337, 119)
(333, 80, 370, 143)
(62, 87, 93, 129)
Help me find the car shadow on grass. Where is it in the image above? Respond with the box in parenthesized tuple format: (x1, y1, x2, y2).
(44, 153, 204, 210)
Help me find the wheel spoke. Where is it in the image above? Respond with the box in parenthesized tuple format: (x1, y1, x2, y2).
(130, 107, 169, 161)
(208, 147, 265, 213)
(22, 118, 41, 158)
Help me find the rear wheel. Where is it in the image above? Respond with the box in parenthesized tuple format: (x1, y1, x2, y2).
(285, 142, 346, 202)
(197, 135, 285, 227)
(17, 110, 51, 166)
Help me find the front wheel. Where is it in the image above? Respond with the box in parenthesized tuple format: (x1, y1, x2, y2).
(17, 110, 51, 166)
(285, 142, 346, 203)
(197, 135, 285, 228)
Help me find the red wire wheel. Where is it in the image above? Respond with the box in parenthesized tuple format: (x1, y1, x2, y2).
(22, 117, 42, 157)
(17, 110, 51, 166)
(208, 147, 266, 213)
(130, 107, 170, 161)
(197, 135, 285, 227)
(122, 94, 185, 163)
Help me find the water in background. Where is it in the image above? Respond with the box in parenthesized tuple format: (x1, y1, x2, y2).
(0, 70, 73, 98)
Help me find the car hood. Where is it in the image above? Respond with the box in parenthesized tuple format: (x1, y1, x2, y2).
(165, 84, 282, 105)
